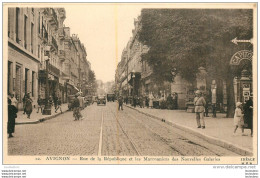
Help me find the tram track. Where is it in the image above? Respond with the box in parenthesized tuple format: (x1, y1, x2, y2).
(107, 103, 239, 156)
(124, 106, 240, 156)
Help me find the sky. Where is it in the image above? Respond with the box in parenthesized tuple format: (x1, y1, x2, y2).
(63, 4, 142, 83)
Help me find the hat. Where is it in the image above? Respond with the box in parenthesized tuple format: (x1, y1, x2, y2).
(236, 102, 242, 107)
(195, 90, 201, 94)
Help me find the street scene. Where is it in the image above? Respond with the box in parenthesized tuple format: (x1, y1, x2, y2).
(6, 5, 255, 158)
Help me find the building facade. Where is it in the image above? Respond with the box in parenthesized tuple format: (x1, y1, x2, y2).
(8, 7, 93, 109)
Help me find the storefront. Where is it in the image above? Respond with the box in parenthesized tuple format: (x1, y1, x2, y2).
(230, 50, 253, 103)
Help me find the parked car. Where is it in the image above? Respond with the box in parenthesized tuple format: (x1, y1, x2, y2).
(97, 95, 106, 105)
(107, 93, 115, 102)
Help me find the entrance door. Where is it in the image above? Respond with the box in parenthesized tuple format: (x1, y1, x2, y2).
(15, 64, 22, 102)
(25, 68, 29, 94)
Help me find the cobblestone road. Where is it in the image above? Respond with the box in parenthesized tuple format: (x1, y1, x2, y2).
(8, 102, 240, 156)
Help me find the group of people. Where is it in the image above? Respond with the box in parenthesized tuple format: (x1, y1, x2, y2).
(121, 92, 178, 110)
(194, 90, 253, 136)
(37, 95, 62, 114)
(233, 95, 253, 137)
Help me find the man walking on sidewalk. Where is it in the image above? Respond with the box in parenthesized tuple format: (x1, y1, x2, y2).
(194, 90, 206, 129)
(55, 97, 62, 113)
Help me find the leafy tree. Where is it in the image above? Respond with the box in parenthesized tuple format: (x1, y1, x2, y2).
(88, 70, 97, 94)
(138, 9, 253, 117)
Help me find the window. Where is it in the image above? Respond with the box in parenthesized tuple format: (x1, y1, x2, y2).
(31, 23, 34, 53)
(15, 8, 20, 43)
(32, 71, 35, 97)
(38, 12, 40, 34)
(38, 45, 40, 58)
(24, 15, 27, 49)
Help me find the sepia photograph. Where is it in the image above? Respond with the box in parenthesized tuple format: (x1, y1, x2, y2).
(2, 2, 257, 166)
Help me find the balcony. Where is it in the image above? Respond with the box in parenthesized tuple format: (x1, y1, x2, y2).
(58, 28, 65, 39)
(59, 50, 66, 62)
(49, 64, 60, 77)
(49, 36, 58, 51)
(42, 25, 48, 43)
(43, 8, 58, 28)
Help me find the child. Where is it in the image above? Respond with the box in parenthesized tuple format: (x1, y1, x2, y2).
(233, 102, 245, 136)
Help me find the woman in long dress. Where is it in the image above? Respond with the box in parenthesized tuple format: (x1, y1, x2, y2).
(25, 93, 33, 119)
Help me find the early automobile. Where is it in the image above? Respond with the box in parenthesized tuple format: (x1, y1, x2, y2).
(97, 95, 106, 105)
(107, 93, 115, 102)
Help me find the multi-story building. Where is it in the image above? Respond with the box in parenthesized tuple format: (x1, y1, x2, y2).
(8, 7, 42, 109)
(116, 17, 148, 98)
(8, 7, 93, 109)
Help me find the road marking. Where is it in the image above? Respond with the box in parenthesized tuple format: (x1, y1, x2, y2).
(98, 111, 104, 156)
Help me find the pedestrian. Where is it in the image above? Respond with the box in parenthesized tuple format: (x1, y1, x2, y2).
(243, 93, 253, 137)
(55, 97, 62, 113)
(149, 92, 154, 109)
(118, 95, 123, 111)
(72, 94, 80, 120)
(72, 94, 83, 120)
(166, 94, 173, 110)
(194, 90, 206, 129)
(203, 91, 210, 117)
(211, 80, 217, 118)
(78, 94, 84, 110)
(22, 93, 27, 114)
(233, 102, 245, 136)
(145, 95, 149, 108)
(159, 95, 164, 109)
(8, 98, 18, 138)
(48, 96, 53, 108)
(37, 95, 43, 113)
(24, 93, 33, 119)
(9, 92, 18, 109)
(173, 92, 178, 109)
(53, 94, 58, 110)
(133, 95, 137, 108)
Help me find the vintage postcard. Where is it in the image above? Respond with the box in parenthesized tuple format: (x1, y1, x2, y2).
(2, 2, 257, 165)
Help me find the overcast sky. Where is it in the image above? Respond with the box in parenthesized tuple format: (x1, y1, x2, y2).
(63, 4, 142, 83)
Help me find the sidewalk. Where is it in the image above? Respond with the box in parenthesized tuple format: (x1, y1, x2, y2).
(15, 104, 69, 125)
(125, 104, 253, 156)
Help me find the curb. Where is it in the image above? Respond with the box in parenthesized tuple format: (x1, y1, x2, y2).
(125, 104, 253, 156)
(15, 110, 69, 125)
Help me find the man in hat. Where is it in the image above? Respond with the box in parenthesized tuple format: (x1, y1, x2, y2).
(72, 93, 80, 120)
(194, 90, 206, 129)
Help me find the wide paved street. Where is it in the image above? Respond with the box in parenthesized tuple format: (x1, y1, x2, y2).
(8, 102, 240, 156)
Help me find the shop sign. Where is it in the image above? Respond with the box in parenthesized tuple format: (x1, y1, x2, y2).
(230, 50, 253, 65)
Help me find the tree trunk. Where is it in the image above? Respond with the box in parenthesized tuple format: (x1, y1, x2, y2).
(226, 75, 235, 118)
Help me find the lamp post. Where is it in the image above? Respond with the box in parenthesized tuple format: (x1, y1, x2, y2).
(42, 54, 51, 115)
(132, 70, 135, 97)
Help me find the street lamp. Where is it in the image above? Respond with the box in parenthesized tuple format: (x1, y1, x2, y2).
(132, 70, 135, 97)
(42, 46, 51, 115)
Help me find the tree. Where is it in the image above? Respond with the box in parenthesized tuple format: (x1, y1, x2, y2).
(138, 9, 253, 117)
(88, 70, 97, 94)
